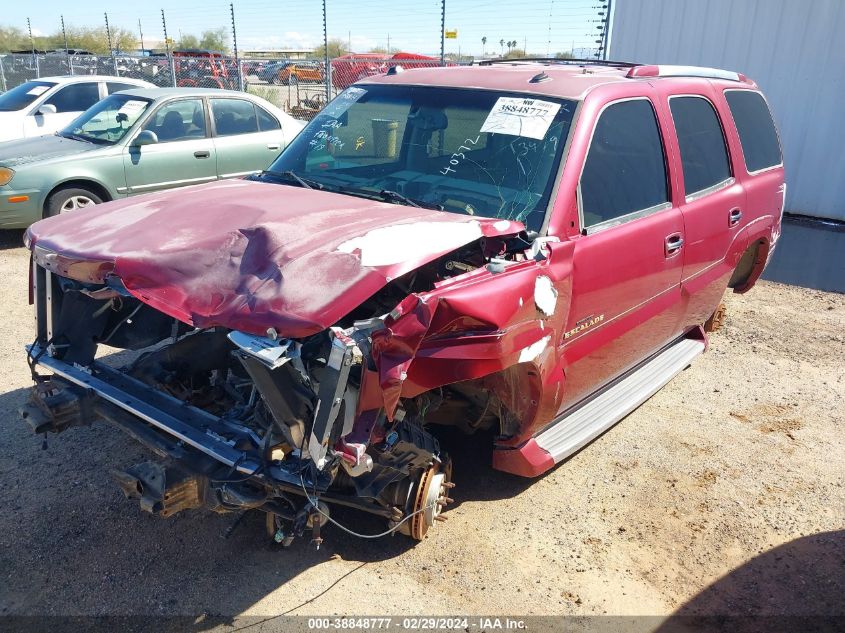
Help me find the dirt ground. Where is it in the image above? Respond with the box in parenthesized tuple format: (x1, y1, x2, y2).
(0, 228, 842, 621)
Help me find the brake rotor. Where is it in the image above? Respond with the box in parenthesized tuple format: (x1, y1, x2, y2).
(409, 460, 454, 541)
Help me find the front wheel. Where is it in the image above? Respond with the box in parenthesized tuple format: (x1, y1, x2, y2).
(46, 187, 103, 218)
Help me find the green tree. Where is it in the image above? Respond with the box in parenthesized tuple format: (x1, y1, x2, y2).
(198, 27, 229, 53)
(1, 24, 36, 52)
(313, 37, 349, 58)
(176, 33, 200, 50)
(504, 48, 527, 59)
(481, 35, 487, 56)
(554, 51, 573, 59)
(368, 45, 388, 54)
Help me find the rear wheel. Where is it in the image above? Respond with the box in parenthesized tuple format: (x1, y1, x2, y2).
(46, 186, 103, 218)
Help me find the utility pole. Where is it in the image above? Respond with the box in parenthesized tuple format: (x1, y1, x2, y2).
(138, 19, 145, 52)
(162, 9, 176, 87)
(440, 0, 445, 66)
(61, 15, 72, 75)
(105, 12, 118, 75)
(27, 18, 40, 78)
(387, 33, 390, 55)
(322, 0, 330, 102)
(230, 3, 244, 91)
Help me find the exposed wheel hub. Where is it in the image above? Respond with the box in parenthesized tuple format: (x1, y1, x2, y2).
(408, 461, 454, 540)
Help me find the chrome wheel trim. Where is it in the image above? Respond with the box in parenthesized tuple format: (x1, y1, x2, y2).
(60, 195, 95, 213)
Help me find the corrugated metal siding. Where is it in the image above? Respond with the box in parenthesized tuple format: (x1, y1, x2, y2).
(609, 0, 845, 221)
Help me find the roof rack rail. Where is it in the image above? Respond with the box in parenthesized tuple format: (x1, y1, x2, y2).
(626, 64, 749, 83)
(478, 57, 642, 68)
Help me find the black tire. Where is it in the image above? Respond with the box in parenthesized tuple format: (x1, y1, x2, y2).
(46, 187, 103, 218)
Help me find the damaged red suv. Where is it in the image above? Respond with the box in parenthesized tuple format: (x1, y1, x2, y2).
(22, 59, 784, 544)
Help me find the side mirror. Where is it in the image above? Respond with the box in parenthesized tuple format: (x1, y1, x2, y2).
(132, 130, 158, 147)
(36, 104, 57, 116)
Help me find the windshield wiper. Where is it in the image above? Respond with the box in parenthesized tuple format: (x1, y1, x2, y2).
(57, 131, 95, 144)
(256, 169, 324, 190)
(376, 189, 444, 211)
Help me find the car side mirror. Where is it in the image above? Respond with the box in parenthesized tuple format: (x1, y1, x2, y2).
(36, 104, 57, 116)
(132, 130, 158, 147)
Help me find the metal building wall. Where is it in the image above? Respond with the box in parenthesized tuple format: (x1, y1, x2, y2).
(609, 0, 845, 222)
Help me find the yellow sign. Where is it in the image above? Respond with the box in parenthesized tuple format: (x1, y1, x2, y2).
(445, 29, 458, 39)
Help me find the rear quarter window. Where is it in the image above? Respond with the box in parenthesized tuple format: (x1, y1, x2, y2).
(724, 90, 782, 173)
(669, 95, 732, 198)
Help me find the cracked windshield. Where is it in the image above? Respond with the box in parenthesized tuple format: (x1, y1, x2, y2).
(264, 84, 576, 232)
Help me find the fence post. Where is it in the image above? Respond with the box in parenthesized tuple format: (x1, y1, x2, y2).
(162, 10, 177, 87)
(322, 0, 330, 102)
(105, 13, 119, 76)
(603, 0, 613, 59)
(0, 56, 7, 92)
(440, 0, 446, 66)
(27, 18, 40, 79)
(230, 3, 244, 91)
(61, 15, 73, 75)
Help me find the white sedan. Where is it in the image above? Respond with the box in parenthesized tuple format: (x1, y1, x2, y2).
(0, 75, 155, 142)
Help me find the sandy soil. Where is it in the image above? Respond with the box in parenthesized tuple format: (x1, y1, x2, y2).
(0, 228, 842, 621)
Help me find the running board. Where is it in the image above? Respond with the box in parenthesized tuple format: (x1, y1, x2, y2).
(536, 337, 705, 463)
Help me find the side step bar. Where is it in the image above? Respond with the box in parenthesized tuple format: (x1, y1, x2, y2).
(494, 336, 705, 476)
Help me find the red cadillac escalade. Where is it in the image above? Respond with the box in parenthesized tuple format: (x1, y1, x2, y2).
(22, 59, 784, 545)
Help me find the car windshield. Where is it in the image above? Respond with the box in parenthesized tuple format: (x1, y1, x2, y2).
(264, 84, 577, 232)
(0, 81, 57, 112)
(59, 94, 152, 145)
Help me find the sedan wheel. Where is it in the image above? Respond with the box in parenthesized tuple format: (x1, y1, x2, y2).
(60, 195, 96, 213)
(46, 186, 104, 218)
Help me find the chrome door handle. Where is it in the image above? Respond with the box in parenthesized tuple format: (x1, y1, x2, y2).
(665, 233, 684, 257)
(729, 208, 743, 227)
(194, 150, 211, 159)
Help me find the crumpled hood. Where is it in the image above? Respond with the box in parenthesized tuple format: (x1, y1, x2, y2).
(27, 179, 524, 337)
(0, 134, 99, 168)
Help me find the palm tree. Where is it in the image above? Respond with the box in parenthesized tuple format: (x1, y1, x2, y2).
(499, 38, 505, 55)
(482, 36, 487, 57)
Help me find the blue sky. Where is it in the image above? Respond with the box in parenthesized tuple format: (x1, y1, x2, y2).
(9, 0, 607, 57)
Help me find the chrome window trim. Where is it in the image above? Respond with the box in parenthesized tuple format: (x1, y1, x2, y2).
(577, 96, 671, 234)
(667, 94, 735, 202)
(723, 88, 785, 176)
(582, 201, 673, 235)
(684, 177, 734, 203)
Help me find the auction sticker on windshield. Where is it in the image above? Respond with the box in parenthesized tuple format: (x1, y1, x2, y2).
(118, 100, 147, 116)
(480, 96, 561, 140)
(27, 86, 50, 96)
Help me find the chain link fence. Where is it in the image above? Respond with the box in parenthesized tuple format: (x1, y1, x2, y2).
(0, 52, 466, 122)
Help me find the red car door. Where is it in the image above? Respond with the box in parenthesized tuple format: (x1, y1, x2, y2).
(663, 87, 748, 328)
(554, 96, 686, 412)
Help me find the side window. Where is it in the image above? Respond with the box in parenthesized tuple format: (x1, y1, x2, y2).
(724, 90, 782, 173)
(44, 82, 100, 113)
(107, 82, 140, 94)
(256, 105, 281, 131)
(211, 98, 259, 136)
(143, 99, 207, 142)
(580, 99, 669, 229)
(669, 96, 732, 198)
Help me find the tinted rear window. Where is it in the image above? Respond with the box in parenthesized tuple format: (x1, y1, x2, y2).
(0, 81, 56, 111)
(670, 96, 732, 197)
(725, 90, 781, 172)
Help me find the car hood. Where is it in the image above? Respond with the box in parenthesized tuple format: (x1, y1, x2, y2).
(0, 134, 102, 168)
(27, 179, 524, 337)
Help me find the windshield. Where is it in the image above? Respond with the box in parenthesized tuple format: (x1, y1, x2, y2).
(0, 81, 57, 112)
(265, 85, 577, 232)
(59, 94, 152, 144)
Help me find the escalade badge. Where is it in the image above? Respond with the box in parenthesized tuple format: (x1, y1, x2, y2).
(563, 314, 605, 340)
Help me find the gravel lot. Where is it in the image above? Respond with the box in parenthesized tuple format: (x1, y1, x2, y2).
(0, 228, 842, 621)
